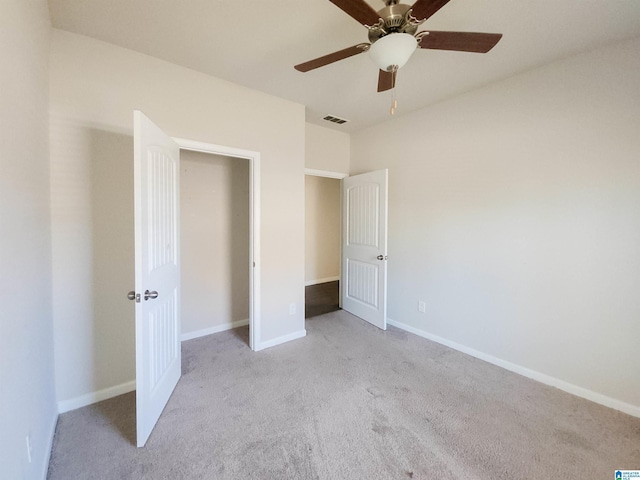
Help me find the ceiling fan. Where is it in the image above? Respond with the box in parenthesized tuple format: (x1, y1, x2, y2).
(294, 0, 502, 94)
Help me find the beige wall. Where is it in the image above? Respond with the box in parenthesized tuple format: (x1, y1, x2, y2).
(305, 123, 350, 174)
(50, 30, 306, 406)
(0, 1, 57, 478)
(181, 151, 250, 334)
(49, 125, 137, 405)
(305, 176, 341, 285)
(351, 36, 640, 411)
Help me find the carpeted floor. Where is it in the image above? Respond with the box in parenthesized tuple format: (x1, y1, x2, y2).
(47, 311, 640, 479)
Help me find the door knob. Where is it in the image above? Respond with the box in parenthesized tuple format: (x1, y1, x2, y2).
(376, 255, 387, 260)
(144, 290, 158, 301)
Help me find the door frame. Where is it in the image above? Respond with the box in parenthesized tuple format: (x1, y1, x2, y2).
(176, 138, 261, 351)
(304, 168, 348, 309)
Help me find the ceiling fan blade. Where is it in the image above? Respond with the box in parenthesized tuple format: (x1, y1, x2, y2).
(409, 0, 452, 21)
(295, 44, 370, 72)
(328, 0, 381, 26)
(418, 31, 503, 53)
(377, 69, 396, 92)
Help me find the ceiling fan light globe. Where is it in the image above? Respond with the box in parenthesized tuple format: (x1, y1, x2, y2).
(368, 33, 417, 71)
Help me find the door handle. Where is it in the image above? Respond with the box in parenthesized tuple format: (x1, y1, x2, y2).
(376, 255, 388, 260)
(127, 291, 141, 303)
(144, 290, 158, 301)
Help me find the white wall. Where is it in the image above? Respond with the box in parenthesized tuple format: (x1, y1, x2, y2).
(351, 36, 640, 412)
(50, 30, 306, 407)
(305, 176, 341, 284)
(0, 1, 57, 478)
(305, 123, 350, 174)
(50, 126, 137, 409)
(181, 151, 249, 336)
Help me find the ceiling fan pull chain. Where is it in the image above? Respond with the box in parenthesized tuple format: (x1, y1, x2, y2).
(390, 82, 398, 115)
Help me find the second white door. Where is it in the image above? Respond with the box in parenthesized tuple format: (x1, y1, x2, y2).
(341, 169, 388, 330)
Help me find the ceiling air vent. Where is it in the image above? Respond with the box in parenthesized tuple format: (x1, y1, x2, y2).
(323, 115, 349, 125)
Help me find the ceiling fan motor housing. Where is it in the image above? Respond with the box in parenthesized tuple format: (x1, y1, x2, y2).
(368, 3, 423, 43)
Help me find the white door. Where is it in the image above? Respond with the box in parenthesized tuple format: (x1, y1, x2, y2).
(133, 111, 181, 447)
(341, 169, 388, 329)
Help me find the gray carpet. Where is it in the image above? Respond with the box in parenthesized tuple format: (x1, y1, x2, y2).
(47, 311, 640, 479)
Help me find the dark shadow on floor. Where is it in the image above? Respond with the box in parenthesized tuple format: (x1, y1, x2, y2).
(93, 391, 136, 446)
(229, 324, 250, 347)
(305, 280, 340, 318)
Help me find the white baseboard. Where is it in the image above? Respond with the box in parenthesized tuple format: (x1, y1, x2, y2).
(56, 322, 249, 414)
(256, 329, 307, 351)
(305, 276, 340, 287)
(387, 318, 640, 418)
(57, 380, 136, 414)
(181, 319, 249, 342)
(41, 412, 58, 480)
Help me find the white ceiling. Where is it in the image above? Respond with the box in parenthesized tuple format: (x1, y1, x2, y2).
(48, 0, 640, 133)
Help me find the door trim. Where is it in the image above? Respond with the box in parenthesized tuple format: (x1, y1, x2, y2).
(174, 137, 261, 351)
(304, 168, 348, 179)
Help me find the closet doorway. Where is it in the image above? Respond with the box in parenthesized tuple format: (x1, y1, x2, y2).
(180, 150, 250, 342)
(175, 138, 261, 350)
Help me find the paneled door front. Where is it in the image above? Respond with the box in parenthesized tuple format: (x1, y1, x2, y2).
(341, 169, 388, 329)
(133, 110, 181, 447)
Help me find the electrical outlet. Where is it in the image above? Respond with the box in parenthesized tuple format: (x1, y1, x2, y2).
(26, 434, 32, 464)
(418, 301, 426, 313)
(289, 303, 296, 315)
